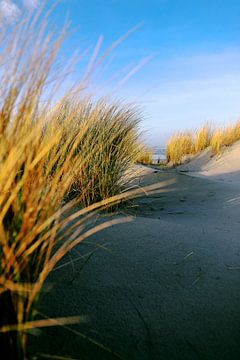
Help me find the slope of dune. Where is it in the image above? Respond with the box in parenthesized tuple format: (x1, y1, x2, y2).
(178, 141, 240, 184)
(34, 167, 240, 360)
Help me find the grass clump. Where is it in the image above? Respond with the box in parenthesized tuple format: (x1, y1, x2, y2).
(194, 124, 212, 153)
(136, 145, 153, 165)
(49, 99, 142, 206)
(166, 121, 240, 164)
(210, 121, 240, 153)
(0, 12, 145, 359)
(210, 130, 223, 154)
(166, 132, 194, 165)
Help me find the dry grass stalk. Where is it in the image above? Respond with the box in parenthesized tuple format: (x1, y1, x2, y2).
(136, 145, 153, 165)
(210, 121, 240, 153)
(166, 121, 240, 164)
(194, 123, 212, 153)
(166, 132, 194, 165)
(0, 11, 157, 359)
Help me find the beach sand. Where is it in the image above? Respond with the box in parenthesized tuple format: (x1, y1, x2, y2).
(32, 154, 240, 359)
(178, 140, 240, 185)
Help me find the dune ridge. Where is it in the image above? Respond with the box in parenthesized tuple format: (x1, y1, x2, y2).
(178, 140, 240, 184)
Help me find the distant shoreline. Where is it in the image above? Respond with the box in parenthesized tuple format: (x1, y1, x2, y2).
(152, 147, 166, 162)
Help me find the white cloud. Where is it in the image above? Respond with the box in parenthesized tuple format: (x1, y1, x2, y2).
(0, 0, 21, 24)
(0, 0, 39, 25)
(119, 49, 240, 145)
(22, 0, 39, 10)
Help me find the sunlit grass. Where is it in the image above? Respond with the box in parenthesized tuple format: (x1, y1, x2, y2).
(166, 121, 240, 165)
(136, 145, 153, 165)
(0, 11, 151, 359)
(194, 123, 212, 153)
(210, 121, 240, 153)
(166, 132, 194, 165)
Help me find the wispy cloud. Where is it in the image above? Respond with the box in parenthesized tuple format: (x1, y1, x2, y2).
(0, 0, 39, 25)
(0, 0, 21, 24)
(119, 48, 240, 145)
(22, 0, 39, 10)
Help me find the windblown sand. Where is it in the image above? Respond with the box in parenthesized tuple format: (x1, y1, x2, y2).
(33, 147, 240, 360)
(178, 140, 240, 184)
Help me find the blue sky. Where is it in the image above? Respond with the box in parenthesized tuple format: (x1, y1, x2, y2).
(1, 0, 240, 145)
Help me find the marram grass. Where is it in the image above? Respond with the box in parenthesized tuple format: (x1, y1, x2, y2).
(136, 145, 153, 165)
(166, 132, 194, 165)
(0, 11, 160, 359)
(210, 121, 240, 153)
(194, 123, 212, 153)
(166, 121, 240, 165)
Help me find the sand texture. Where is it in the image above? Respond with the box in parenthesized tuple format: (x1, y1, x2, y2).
(178, 140, 240, 184)
(32, 159, 240, 359)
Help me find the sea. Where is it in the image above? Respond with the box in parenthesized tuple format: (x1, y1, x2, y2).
(151, 147, 166, 163)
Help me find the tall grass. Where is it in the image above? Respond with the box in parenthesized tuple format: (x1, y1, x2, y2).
(61, 100, 142, 205)
(0, 12, 152, 359)
(136, 145, 153, 165)
(210, 121, 240, 153)
(166, 121, 240, 165)
(194, 123, 212, 153)
(166, 132, 194, 165)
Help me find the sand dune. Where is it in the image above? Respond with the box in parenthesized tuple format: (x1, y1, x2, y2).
(178, 141, 240, 184)
(33, 158, 240, 360)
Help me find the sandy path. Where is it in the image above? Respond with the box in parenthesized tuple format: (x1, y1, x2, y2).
(32, 169, 240, 360)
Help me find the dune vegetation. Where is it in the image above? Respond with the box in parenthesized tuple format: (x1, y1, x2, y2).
(0, 11, 153, 359)
(166, 121, 240, 165)
(136, 145, 153, 165)
(166, 131, 195, 165)
(210, 121, 240, 154)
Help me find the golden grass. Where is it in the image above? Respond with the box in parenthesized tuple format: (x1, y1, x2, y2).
(166, 121, 240, 165)
(166, 132, 194, 165)
(210, 121, 240, 153)
(136, 145, 153, 165)
(210, 130, 223, 154)
(49, 99, 142, 206)
(0, 12, 154, 359)
(194, 123, 212, 153)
